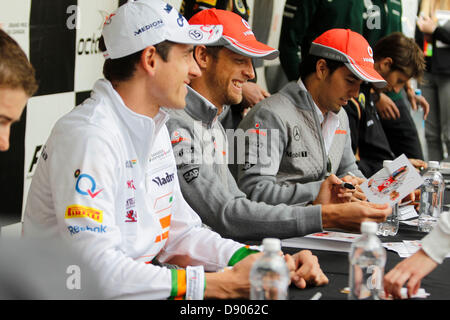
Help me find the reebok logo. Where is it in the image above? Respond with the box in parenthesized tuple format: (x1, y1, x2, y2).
(67, 224, 107, 236)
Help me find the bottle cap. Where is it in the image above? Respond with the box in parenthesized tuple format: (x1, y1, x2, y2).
(262, 238, 281, 252)
(361, 221, 378, 234)
(383, 160, 392, 167)
(429, 161, 440, 169)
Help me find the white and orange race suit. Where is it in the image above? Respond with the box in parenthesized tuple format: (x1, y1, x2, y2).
(23, 79, 255, 299)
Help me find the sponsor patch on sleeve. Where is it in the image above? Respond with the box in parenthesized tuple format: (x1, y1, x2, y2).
(183, 167, 200, 184)
(65, 205, 103, 223)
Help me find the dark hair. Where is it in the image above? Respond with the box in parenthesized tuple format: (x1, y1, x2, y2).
(374, 32, 426, 83)
(299, 54, 345, 82)
(193, 45, 223, 67)
(0, 29, 38, 96)
(98, 36, 175, 83)
(205, 46, 223, 60)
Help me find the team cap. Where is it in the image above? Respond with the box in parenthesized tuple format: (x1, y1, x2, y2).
(309, 29, 386, 88)
(189, 8, 279, 60)
(102, 0, 223, 59)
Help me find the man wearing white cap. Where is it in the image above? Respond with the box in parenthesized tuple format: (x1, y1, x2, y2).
(236, 29, 388, 208)
(22, 0, 327, 300)
(166, 12, 391, 241)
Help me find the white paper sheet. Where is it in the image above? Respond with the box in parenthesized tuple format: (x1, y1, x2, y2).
(360, 154, 424, 206)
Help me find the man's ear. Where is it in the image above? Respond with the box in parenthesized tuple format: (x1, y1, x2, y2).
(316, 58, 329, 80)
(141, 46, 158, 76)
(378, 57, 393, 74)
(193, 45, 208, 69)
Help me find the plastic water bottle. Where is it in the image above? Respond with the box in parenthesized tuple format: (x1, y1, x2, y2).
(250, 238, 290, 300)
(349, 221, 386, 300)
(415, 88, 425, 130)
(418, 161, 445, 232)
(376, 160, 399, 236)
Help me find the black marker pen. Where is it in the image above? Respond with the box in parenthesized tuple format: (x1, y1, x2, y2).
(341, 182, 356, 190)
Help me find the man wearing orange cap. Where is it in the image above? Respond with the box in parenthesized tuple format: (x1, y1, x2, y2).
(180, 0, 270, 132)
(166, 12, 391, 242)
(236, 29, 387, 207)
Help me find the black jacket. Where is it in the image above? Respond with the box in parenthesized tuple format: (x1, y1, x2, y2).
(343, 83, 395, 177)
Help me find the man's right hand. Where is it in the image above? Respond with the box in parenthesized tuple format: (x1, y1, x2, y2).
(384, 248, 438, 299)
(204, 252, 263, 299)
(204, 247, 329, 299)
(313, 174, 355, 205)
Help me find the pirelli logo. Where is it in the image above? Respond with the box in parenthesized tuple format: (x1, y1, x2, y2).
(65, 205, 103, 223)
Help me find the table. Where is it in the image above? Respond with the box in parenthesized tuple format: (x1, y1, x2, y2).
(284, 172, 450, 300)
(284, 224, 450, 300)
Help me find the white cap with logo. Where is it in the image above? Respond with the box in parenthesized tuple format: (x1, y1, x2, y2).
(101, 0, 224, 60)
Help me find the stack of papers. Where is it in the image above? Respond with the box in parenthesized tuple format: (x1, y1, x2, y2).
(384, 240, 450, 258)
(398, 205, 418, 220)
(340, 286, 430, 299)
(382, 288, 430, 299)
(440, 161, 450, 175)
(400, 219, 418, 227)
(383, 240, 422, 258)
(282, 231, 360, 253)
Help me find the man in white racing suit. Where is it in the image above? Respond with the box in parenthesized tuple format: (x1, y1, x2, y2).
(23, 0, 328, 299)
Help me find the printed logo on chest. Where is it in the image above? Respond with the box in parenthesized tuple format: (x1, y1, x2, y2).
(152, 172, 175, 187)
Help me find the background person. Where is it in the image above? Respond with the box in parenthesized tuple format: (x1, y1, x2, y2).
(384, 211, 450, 299)
(416, 0, 450, 161)
(0, 29, 38, 151)
(0, 27, 103, 300)
(343, 32, 427, 177)
(364, 0, 429, 162)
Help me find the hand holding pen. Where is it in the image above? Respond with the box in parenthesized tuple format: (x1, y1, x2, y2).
(314, 174, 357, 205)
(338, 172, 367, 202)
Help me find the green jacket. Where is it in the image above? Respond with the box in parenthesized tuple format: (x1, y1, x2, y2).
(278, 0, 365, 81)
(180, 0, 250, 20)
(364, 0, 403, 101)
(363, 0, 403, 47)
